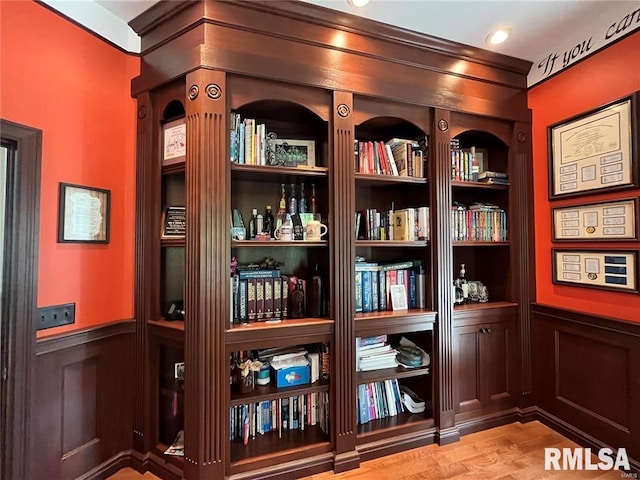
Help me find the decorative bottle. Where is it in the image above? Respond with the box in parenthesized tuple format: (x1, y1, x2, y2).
(288, 183, 298, 215)
(248, 208, 258, 239)
(264, 205, 275, 238)
(299, 182, 307, 213)
(276, 184, 287, 230)
(308, 263, 323, 317)
(290, 279, 305, 318)
(456, 263, 469, 304)
(310, 183, 317, 214)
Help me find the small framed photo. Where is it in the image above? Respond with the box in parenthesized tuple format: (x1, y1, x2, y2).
(268, 138, 315, 168)
(174, 362, 185, 380)
(163, 118, 186, 166)
(58, 183, 110, 243)
(390, 284, 408, 310)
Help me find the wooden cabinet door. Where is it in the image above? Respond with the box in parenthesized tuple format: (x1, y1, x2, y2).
(454, 323, 482, 414)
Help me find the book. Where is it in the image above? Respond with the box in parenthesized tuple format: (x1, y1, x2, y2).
(478, 170, 508, 180)
(392, 209, 411, 241)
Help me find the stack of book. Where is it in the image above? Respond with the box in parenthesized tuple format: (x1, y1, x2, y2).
(478, 170, 509, 185)
(355, 260, 424, 313)
(451, 202, 508, 242)
(356, 336, 397, 372)
(231, 268, 290, 324)
(354, 137, 426, 178)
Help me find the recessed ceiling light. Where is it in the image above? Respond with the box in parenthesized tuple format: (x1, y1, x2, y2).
(486, 27, 512, 45)
(347, 0, 370, 7)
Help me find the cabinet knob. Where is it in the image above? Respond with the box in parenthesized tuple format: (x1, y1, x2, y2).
(480, 327, 492, 334)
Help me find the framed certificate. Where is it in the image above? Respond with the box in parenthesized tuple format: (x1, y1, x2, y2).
(162, 118, 186, 166)
(552, 249, 638, 293)
(548, 92, 638, 199)
(552, 198, 639, 241)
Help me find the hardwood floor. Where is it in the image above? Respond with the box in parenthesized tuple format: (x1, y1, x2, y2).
(109, 421, 624, 479)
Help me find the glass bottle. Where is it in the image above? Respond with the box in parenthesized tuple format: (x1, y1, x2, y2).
(457, 263, 469, 303)
(290, 279, 305, 318)
(263, 205, 275, 238)
(308, 263, 323, 317)
(299, 182, 307, 213)
(471, 146, 480, 182)
(276, 184, 287, 230)
(288, 183, 298, 215)
(310, 183, 317, 214)
(248, 208, 258, 239)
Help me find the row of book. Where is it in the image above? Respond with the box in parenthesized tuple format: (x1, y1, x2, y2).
(355, 260, 425, 313)
(451, 202, 508, 242)
(230, 113, 269, 165)
(355, 138, 425, 178)
(231, 269, 289, 323)
(450, 146, 481, 182)
(357, 378, 404, 425)
(355, 206, 429, 241)
(229, 392, 330, 444)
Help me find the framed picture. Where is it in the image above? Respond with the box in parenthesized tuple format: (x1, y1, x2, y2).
(162, 206, 186, 238)
(389, 284, 408, 310)
(552, 198, 639, 241)
(163, 118, 186, 166)
(552, 249, 638, 293)
(548, 92, 638, 199)
(267, 138, 316, 168)
(58, 183, 110, 243)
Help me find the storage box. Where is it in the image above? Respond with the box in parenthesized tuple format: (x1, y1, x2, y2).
(272, 365, 310, 388)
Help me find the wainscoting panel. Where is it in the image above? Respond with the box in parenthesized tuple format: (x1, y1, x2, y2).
(30, 321, 135, 480)
(532, 304, 640, 463)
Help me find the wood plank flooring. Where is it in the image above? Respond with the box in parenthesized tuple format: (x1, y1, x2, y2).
(109, 421, 625, 479)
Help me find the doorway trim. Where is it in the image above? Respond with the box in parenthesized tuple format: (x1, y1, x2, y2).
(0, 119, 41, 480)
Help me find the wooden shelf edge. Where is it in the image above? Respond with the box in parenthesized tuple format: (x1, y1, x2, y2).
(451, 180, 508, 189)
(357, 365, 430, 384)
(161, 236, 185, 247)
(356, 240, 428, 247)
(148, 319, 185, 331)
(355, 173, 427, 184)
(355, 309, 436, 322)
(453, 301, 518, 314)
(230, 380, 329, 406)
(232, 240, 327, 247)
(453, 240, 509, 246)
(231, 163, 329, 177)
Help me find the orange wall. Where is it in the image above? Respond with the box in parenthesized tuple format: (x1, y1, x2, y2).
(0, 1, 139, 335)
(528, 32, 640, 323)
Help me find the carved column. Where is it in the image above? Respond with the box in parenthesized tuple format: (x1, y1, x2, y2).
(183, 69, 228, 479)
(133, 91, 157, 453)
(511, 120, 534, 408)
(431, 110, 459, 444)
(331, 92, 360, 472)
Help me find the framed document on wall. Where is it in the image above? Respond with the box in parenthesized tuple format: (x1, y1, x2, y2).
(548, 92, 639, 199)
(552, 198, 639, 241)
(552, 249, 638, 293)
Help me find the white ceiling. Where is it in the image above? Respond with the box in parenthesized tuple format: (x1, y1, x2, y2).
(44, 0, 640, 86)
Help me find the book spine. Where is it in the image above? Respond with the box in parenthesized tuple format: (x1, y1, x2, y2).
(273, 277, 282, 319)
(281, 276, 289, 318)
(362, 270, 372, 313)
(256, 278, 265, 321)
(408, 269, 417, 309)
(264, 278, 273, 319)
(247, 279, 257, 321)
(354, 270, 363, 313)
(239, 279, 248, 322)
(378, 269, 387, 311)
(238, 269, 281, 280)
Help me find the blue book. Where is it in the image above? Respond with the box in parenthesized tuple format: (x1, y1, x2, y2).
(355, 271, 363, 313)
(408, 269, 417, 308)
(358, 384, 369, 424)
(378, 270, 387, 310)
(362, 270, 372, 313)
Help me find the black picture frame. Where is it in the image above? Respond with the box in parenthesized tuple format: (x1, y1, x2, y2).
(58, 182, 111, 243)
(547, 91, 639, 200)
(552, 248, 638, 294)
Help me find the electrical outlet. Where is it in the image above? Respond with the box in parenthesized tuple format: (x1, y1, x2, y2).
(37, 303, 75, 330)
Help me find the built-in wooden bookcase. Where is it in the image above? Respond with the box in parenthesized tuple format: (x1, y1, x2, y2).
(131, 2, 532, 479)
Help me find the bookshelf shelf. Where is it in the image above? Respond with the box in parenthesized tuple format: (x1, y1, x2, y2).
(225, 318, 333, 350)
(451, 180, 508, 190)
(357, 365, 430, 384)
(230, 380, 329, 406)
(229, 428, 331, 468)
(231, 163, 329, 182)
(355, 173, 427, 186)
(161, 237, 185, 247)
(162, 162, 185, 175)
(155, 442, 185, 467)
(231, 240, 327, 248)
(355, 240, 427, 248)
(357, 414, 434, 439)
(355, 310, 435, 337)
(452, 241, 509, 246)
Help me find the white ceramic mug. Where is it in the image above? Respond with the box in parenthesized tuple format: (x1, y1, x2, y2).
(305, 220, 328, 241)
(274, 224, 293, 241)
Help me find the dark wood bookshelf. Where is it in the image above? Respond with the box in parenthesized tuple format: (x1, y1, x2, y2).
(355, 309, 436, 337)
(355, 240, 427, 248)
(231, 379, 329, 406)
(357, 365, 430, 384)
(231, 163, 329, 182)
(161, 237, 185, 247)
(225, 318, 333, 350)
(162, 162, 185, 175)
(453, 240, 509, 246)
(229, 426, 331, 466)
(357, 413, 434, 438)
(451, 180, 509, 190)
(231, 240, 327, 248)
(355, 172, 427, 186)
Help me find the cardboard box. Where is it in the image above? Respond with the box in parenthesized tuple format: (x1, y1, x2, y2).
(272, 365, 310, 388)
